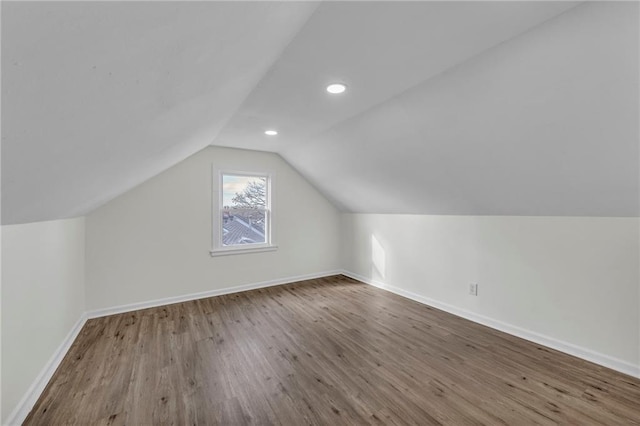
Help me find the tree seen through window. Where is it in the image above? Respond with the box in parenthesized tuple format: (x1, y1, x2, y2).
(222, 174, 268, 246)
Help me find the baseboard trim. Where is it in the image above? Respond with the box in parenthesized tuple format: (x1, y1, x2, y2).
(86, 270, 343, 319)
(4, 313, 88, 426)
(8, 269, 636, 426)
(341, 270, 640, 379)
(4, 270, 342, 426)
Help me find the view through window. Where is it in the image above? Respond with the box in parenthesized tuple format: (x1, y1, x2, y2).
(221, 174, 269, 247)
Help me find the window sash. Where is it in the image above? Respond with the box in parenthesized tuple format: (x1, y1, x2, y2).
(211, 169, 276, 255)
(220, 208, 270, 247)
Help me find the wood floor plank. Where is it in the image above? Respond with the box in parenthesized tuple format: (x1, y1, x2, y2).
(24, 275, 640, 425)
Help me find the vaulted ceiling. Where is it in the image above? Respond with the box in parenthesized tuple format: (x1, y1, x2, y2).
(2, 1, 638, 225)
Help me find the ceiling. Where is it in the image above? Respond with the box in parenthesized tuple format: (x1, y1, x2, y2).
(1, 1, 318, 224)
(2, 1, 638, 224)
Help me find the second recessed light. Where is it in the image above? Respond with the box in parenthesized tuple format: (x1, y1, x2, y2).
(264, 130, 278, 136)
(326, 83, 347, 94)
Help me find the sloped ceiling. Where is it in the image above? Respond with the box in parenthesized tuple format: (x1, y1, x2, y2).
(2, 1, 638, 224)
(1, 1, 318, 224)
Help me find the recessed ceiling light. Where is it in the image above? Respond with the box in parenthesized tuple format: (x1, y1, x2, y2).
(264, 130, 278, 136)
(326, 83, 347, 94)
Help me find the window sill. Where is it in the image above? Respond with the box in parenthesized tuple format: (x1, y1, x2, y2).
(209, 245, 278, 257)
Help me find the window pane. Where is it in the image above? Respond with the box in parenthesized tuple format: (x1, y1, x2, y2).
(222, 209, 266, 246)
(222, 175, 266, 209)
(221, 174, 268, 246)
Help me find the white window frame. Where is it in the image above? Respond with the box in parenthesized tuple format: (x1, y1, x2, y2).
(210, 168, 277, 256)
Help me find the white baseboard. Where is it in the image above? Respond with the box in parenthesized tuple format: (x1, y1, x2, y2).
(4, 270, 342, 426)
(4, 314, 88, 426)
(86, 270, 343, 319)
(341, 270, 640, 379)
(9, 269, 636, 426)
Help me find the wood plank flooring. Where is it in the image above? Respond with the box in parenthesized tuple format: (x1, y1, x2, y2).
(25, 275, 640, 425)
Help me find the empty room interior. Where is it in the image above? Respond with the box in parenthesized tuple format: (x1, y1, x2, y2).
(1, 1, 640, 424)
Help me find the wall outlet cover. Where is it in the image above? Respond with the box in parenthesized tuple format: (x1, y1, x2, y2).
(469, 283, 478, 296)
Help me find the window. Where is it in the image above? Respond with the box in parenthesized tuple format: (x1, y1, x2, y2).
(211, 170, 276, 256)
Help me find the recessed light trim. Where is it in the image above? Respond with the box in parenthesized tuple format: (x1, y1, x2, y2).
(264, 130, 278, 136)
(326, 83, 347, 94)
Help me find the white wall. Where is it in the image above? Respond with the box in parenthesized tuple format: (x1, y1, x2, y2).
(1, 217, 86, 423)
(85, 146, 341, 311)
(341, 214, 640, 376)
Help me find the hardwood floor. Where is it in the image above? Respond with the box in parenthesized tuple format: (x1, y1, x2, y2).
(25, 275, 640, 425)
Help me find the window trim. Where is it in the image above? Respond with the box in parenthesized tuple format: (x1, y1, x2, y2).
(210, 168, 277, 256)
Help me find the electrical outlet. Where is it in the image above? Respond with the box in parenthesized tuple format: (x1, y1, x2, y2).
(469, 283, 478, 296)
